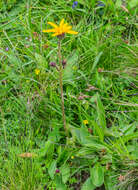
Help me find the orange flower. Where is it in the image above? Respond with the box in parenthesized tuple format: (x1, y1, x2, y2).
(43, 19, 78, 37)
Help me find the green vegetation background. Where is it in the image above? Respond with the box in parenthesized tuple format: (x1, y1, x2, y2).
(0, 0, 138, 190)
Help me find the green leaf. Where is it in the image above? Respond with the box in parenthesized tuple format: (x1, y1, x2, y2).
(0, 86, 10, 98)
(115, 0, 122, 8)
(123, 124, 136, 135)
(85, 138, 108, 150)
(120, 132, 138, 143)
(131, 147, 138, 160)
(90, 163, 104, 187)
(35, 53, 48, 68)
(40, 140, 54, 159)
(91, 52, 103, 72)
(71, 127, 110, 151)
(63, 51, 78, 84)
(55, 176, 67, 190)
(104, 175, 117, 190)
(48, 160, 57, 179)
(128, 0, 138, 8)
(91, 120, 104, 142)
(60, 164, 70, 184)
(71, 127, 90, 144)
(96, 93, 107, 131)
(0, 50, 21, 67)
(81, 177, 96, 190)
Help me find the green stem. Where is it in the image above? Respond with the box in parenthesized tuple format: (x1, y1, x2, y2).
(58, 39, 67, 135)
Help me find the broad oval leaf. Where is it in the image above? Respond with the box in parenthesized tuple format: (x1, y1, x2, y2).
(63, 51, 78, 85)
(104, 175, 117, 190)
(90, 163, 104, 187)
(128, 0, 138, 8)
(60, 164, 70, 184)
(81, 177, 96, 190)
(48, 160, 57, 179)
(55, 175, 67, 190)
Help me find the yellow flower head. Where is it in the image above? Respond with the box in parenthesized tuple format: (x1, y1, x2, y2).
(43, 19, 78, 37)
(35, 68, 40, 75)
(83, 120, 88, 125)
(71, 156, 75, 159)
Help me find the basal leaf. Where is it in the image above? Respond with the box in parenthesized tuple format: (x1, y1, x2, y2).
(91, 52, 103, 72)
(81, 177, 96, 190)
(91, 120, 104, 142)
(60, 164, 70, 184)
(63, 51, 78, 84)
(48, 160, 57, 179)
(90, 163, 104, 187)
(104, 175, 117, 190)
(96, 93, 107, 131)
(128, 0, 138, 8)
(115, 0, 122, 8)
(55, 175, 67, 190)
(35, 53, 48, 68)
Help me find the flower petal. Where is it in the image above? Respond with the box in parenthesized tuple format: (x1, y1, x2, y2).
(67, 30, 78, 34)
(65, 26, 72, 31)
(63, 23, 72, 30)
(43, 19, 78, 37)
(63, 23, 68, 27)
(43, 29, 56, 33)
(60, 19, 64, 27)
(48, 22, 58, 28)
(52, 33, 59, 36)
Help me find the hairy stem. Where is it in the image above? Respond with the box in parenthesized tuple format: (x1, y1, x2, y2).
(58, 39, 67, 135)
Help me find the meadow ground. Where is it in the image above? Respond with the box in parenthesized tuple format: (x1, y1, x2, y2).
(0, 0, 138, 190)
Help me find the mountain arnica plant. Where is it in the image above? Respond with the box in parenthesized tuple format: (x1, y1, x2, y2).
(0, 0, 138, 190)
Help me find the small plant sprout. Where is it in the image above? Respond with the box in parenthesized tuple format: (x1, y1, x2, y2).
(43, 19, 78, 135)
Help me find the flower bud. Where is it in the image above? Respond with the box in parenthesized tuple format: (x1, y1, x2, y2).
(62, 60, 66, 67)
(5, 47, 9, 51)
(49, 62, 56, 67)
(56, 169, 60, 173)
